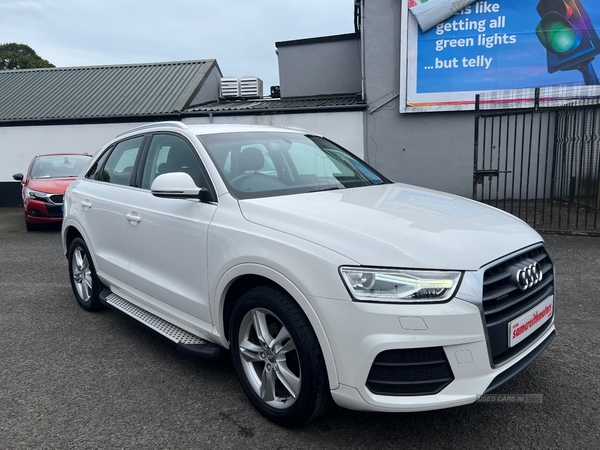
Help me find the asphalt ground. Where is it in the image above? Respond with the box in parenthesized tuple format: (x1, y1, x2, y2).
(0, 207, 598, 449)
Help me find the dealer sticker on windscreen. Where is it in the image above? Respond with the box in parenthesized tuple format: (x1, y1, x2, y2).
(509, 295, 554, 347)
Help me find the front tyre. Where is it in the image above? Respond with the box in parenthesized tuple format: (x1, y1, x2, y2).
(229, 286, 331, 426)
(25, 217, 39, 231)
(68, 237, 103, 311)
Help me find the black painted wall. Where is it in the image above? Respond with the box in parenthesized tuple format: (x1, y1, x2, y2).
(0, 182, 23, 207)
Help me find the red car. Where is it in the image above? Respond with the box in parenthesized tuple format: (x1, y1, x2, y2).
(12, 153, 93, 231)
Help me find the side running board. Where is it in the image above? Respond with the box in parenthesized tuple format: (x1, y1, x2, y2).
(99, 289, 222, 360)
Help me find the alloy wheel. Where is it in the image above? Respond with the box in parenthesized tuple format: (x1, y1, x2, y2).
(71, 246, 92, 303)
(237, 307, 301, 409)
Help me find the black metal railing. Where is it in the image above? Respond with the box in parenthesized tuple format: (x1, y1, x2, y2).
(474, 85, 600, 235)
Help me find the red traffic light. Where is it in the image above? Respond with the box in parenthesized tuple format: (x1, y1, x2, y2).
(537, 0, 574, 18)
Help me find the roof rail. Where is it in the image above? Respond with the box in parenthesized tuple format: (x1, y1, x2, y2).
(116, 121, 188, 137)
(275, 125, 315, 134)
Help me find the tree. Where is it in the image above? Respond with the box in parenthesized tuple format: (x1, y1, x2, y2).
(0, 43, 55, 70)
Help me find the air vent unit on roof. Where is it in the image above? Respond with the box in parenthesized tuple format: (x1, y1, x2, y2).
(220, 77, 241, 98)
(240, 76, 263, 99)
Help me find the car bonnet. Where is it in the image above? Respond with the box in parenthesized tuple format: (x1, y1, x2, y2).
(237, 183, 542, 271)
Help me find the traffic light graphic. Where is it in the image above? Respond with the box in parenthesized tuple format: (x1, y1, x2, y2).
(536, 0, 600, 84)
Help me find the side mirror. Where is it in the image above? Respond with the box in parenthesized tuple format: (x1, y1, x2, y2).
(151, 172, 208, 200)
(12, 173, 24, 181)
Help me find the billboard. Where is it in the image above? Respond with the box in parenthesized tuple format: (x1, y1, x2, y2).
(400, 0, 600, 112)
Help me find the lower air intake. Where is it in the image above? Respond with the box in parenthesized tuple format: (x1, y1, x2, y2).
(366, 347, 454, 396)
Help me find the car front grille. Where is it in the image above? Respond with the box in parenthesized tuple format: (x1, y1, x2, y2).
(482, 245, 554, 365)
(366, 347, 454, 396)
(49, 194, 64, 204)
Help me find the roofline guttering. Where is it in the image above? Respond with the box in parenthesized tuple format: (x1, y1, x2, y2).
(0, 113, 183, 128)
(0, 104, 367, 127)
(182, 103, 368, 118)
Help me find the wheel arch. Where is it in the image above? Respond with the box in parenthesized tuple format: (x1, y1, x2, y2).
(215, 264, 340, 390)
(63, 224, 84, 254)
(62, 221, 100, 271)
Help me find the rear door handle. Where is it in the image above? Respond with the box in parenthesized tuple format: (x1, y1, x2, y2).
(125, 213, 141, 224)
(81, 200, 92, 209)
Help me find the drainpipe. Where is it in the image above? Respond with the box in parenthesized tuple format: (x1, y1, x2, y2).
(355, 0, 368, 163)
(357, 0, 366, 102)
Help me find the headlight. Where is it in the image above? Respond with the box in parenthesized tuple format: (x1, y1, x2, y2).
(26, 188, 50, 200)
(340, 267, 462, 303)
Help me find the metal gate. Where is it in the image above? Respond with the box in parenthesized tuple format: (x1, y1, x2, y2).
(474, 87, 600, 235)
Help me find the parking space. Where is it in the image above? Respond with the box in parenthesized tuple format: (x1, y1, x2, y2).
(0, 206, 598, 449)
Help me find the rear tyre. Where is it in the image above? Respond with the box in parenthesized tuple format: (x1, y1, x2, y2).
(229, 286, 332, 426)
(68, 237, 104, 311)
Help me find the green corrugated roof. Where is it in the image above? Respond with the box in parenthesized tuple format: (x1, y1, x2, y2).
(0, 60, 219, 121)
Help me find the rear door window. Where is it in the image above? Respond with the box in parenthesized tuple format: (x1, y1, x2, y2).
(87, 136, 144, 185)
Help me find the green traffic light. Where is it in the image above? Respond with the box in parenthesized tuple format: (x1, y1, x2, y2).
(536, 12, 582, 54)
(547, 22, 580, 52)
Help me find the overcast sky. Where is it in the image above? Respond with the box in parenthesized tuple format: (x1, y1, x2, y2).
(0, 0, 355, 93)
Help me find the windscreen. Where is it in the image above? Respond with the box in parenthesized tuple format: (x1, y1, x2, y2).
(30, 155, 92, 179)
(199, 132, 389, 199)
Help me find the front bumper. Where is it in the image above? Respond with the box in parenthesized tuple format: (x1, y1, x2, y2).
(312, 295, 555, 412)
(309, 245, 555, 412)
(24, 198, 64, 223)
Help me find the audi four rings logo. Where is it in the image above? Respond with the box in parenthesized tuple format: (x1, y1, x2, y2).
(514, 262, 543, 291)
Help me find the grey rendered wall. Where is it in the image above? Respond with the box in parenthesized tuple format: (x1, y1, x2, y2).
(364, 0, 475, 198)
(278, 38, 361, 98)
